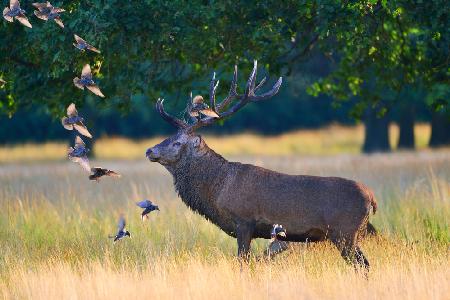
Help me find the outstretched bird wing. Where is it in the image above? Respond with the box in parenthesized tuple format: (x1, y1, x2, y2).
(86, 84, 105, 98)
(106, 170, 121, 177)
(73, 122, 92, 138)
(3, 8, 13, 22)
(86, 44, 101, 54)
(34, 10, 48, 20)
(77, 156, 91, 173)
(136, 200, 153, 208)
(81, 64, 92, 79)
(117, 216, 126, 233)
(10, 0, 19, 10)
(51, 7, 65, 13)
(16, 14, 32, 28)
(61, 117, 73, 130)
(74, 34, 85, 45)
(53, 16, 63, 28)
(32, 2, 47, 10)
(74, 135, 85, 148)
(66, 103, 78, 117)
(73, 77, 84, 89)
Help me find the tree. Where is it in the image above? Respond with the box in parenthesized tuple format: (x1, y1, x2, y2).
(1, 1, 448, 150)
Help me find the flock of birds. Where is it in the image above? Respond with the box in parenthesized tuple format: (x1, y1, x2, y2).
(2, 0, 105, 97)
(63, 102, 160, 242)
(1, 0, 155, 243)
(2, 0, 288, 256)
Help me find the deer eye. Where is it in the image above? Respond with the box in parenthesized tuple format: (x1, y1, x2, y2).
(173, 142, 181, 147)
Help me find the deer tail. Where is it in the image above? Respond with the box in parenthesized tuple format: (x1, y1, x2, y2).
(368, 189, 377, 214)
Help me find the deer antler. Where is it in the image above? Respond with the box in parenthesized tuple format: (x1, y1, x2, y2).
(155, 60, 282, 132)
(156, 98, 188, 129)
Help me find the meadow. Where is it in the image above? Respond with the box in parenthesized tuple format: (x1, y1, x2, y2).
(0, 125, 448, 299)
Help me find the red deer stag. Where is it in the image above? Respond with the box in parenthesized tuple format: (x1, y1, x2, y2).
(146, 61, 377, 271)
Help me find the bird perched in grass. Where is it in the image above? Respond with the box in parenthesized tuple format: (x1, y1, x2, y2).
(89, 167, 121, 182)
(188, 95, 220, 119)
(73, 34, 101, 53)
(0, 79, 5, 88)
(33, 1, 65, 28)
(265, 224, 288, 258)
(109, 215, 130, 243)
(67, 136, 90, 172)
(3, 0, 32, 28)
(73, 64, 105, 98)
(61, 103, 92, 138)
(136, 200, 159, 221)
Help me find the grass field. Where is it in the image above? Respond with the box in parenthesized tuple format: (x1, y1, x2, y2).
(0, 128, 449, 299)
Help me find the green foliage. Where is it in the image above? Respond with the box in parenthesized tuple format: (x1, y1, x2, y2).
(0, 0, 448, 118)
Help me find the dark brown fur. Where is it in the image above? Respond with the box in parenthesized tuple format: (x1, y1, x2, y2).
(147, 131, 377, 271)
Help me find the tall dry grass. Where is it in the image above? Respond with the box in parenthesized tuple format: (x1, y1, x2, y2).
(0, 130, 448, 299)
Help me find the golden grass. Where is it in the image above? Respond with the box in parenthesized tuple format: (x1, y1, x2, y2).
(0, 123, 437, 162)
(0, 140, 448, 299)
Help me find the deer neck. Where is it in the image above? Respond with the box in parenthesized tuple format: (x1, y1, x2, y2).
(167, 143, 229, 221)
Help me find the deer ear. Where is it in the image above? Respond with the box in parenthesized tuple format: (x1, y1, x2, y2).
(192, 136, 201, 148)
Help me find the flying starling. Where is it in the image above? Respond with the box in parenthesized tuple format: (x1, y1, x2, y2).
(3, 0, 32, 28)
(89, 167, 121, 182)
(61, 103, 92, 138)
(136, 200, 159, 221)
(188, 95, 220, 119)
(73, 64, 105, 98)
(109, 215, 131, 243)
(33, 2, 65, 28)
(67, 135, 90, 173)
(73, 34, 101, 53)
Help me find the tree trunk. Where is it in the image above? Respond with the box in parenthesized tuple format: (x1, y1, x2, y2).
(397, 103, 415, 150)
(429, 111, 450, 147)
(362, 108, 391, 153)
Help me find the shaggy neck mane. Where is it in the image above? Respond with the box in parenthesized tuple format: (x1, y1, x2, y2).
(167, 142, 229, 223)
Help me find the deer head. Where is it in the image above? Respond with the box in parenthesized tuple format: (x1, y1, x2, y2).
(146, 61, 282, 166)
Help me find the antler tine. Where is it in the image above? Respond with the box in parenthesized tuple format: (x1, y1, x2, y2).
(244, 60, 258, 98)
(156, 98, 188, 129)
(217, 65, 238, 111)
(184, 61, 283, 132)
(254, 76, 267, 92)
(249, 77, 283, 101)
(186, 92, 197, 123)
(209, 72, 219, 112)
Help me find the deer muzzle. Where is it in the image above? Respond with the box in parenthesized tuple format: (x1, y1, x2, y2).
(145, 148, 160, 161)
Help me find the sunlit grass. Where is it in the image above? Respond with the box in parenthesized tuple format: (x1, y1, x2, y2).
(0, 149, 448, 299)
(0, 123, 437, 163)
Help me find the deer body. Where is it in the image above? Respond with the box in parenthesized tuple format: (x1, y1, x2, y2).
(147, 61, 376, 271)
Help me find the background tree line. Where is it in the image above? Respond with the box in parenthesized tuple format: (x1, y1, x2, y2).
(0, 0, 448, 152)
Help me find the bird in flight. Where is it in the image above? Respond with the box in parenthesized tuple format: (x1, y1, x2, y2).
(61, 103, 92, 138)
(73, 64, 105, 97)
(136, 200, 159, 221)
(109, 215, 131, 243)
(73, 34, 101, 53)
(89, 167, 121, 182)
(67, 136, 90, 173)
(33, 1, 65, 28)
(3, 0, 32, 28)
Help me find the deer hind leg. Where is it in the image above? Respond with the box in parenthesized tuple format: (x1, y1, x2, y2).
(236, 221, 255, 260)
(330, 231, 369, 274)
